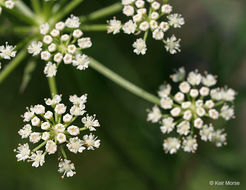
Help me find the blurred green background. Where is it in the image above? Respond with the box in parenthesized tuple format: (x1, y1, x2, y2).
(0, 0, 245, 189)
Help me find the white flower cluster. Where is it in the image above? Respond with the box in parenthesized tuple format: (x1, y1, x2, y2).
(107, 0, 184, 55)
(0, 42, 16, 69)
(147, 67, 236, 154)
(27, 15, 92, 77)
(15, 94, 101, 178)
(0, 0, 15, 15)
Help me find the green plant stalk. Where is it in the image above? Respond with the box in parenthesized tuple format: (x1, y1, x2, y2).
(32, 141, 47, 152)
(50, 0, 84, 25)
(0, 49, 27, 84)
(80, 24, 107, 31)
(48, 77, 58, 97)
(15, 0, 36, 21)
(80, 2, 122, 22)
(31, 0, 41, 15)
(61, 146, 67, 159)
(89, 58, 160, 105)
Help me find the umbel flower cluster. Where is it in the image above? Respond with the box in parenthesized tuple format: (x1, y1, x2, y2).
(15, 94, 101, 178)
(0, 0, 15, 14)
(147, 67, 236, 154)
(0, 42, 16, 69)
(28, 15, 92, 77)
(107, 0, 184, 55)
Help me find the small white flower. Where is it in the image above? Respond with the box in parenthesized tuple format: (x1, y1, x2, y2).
(158, 83, 171, 98)
(133, 38, 147, 55)
(65, 15, 80, 28)
(61, 34, 69, 41)
(63, 54, 73, 64)
(41, 51, 51, 61)
(43, 35, 53, 44)
(194, 118, 203, 129)
(83, 134, 100, 150)
(220, 105, 234, 120)
(5, 0, 15, 9)
(28, 41, 42, 56)
(45, 140, 57, 154)
(42, 132, 50, 141)
(123, 20, 137, 34)
(181, 101, 191, 109)
(67, 44, 77, 54)
(212, 130, 226, 147)
(54, 124, 65, 133)
(147, 105, 161, 123)
(160, 96, 173, 109)
(171, 67, 185, 82)
(200, 124, 214, 141)
(196, 107, 206, 117)
(205, 100, 214, 109)
(55, 21, 65, 31)
(16, 143, 30, 161)
(63, 114, 73, 123)
(58, 159, 75, 178)
(69, 94, 87, 105)
(150, 20, 158, 30)
(29, 132, 41, 143)
(54, 53, 63, 63)
(150, 12, 159, 20)
(190, 89, 199, 98)
(183, 110, 192, 120)
(82, 115, 100, 131)
(200, 87, 210, 96)
(50, 29, 60, 37)
(57, 133, 66, 143)
(165, 35, 181, 54)
(209, 109, 219, 119)
(187, 71, 202, 86)
(23, 111, 34, 122)
(18, 124, 32, 138)
(107, 18, 121, 34)
(31, 116, 41, 126)
(44, 111, 53, 119)
(123, 5, 134, 16)
(160, 117, 175, 134)
(0, 43, 16, 59)
(55, 104, 67, 114)
(159, 21, 169, 32)
(78, 37, 92, 49)
(174, 92, 184, 102)
(44, 62, 57, 77)
(45, 95, 61, 106)
(67, 125, 80, 136)
(202, 74, 217, 86)
(31, 104, 45, 115)
(182, 136, 198, 153)
(161, 4, 172, 14)
(48, 43, 56, 52)
(139, 21, 149, 31)
(67, 137, 85, 153)
(179, 81, 190, 93)
(170, 107, 181, 117)
(177, 121, 190, 135)
(151, 1, 160, 10)
(163, 137, 180, 154)
(70, 105, 86, 116)
(40, 23, 50, 35)
(73, 29, 83, 38)
(152, 28, 164, 40)
(133, 13, 143, 22)
(135, 0, 145, 8)
(168, 14, 185, 28)
(30, 151, 45, 167)
(72, 54, 89, 70)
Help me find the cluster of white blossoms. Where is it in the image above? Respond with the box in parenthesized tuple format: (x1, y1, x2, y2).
(27, 15, 92, 77)
(15, 94, 101, 178)
(0, 0, 15, 15)
(0, 42, 16, 69)
(107, 0, 184, 55)
(147, 67, 236, 154)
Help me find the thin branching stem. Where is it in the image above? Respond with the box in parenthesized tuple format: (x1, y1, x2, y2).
(89, 58, 160, 105)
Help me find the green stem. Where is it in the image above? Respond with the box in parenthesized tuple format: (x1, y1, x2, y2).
(80, 126, 87, 131)
(32, 141, 47, 152)
(61, 146, 67, 159)
(50, 0, 84, 25)
(15, 1, 36, 20)
(80, 2, 122, 22)
(48, 77, 58, 97)
(31, 0, 41, 15)
(0, 49, 27, 84)
(89, 58, 160, 105)
(80, 24, 107, 32)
